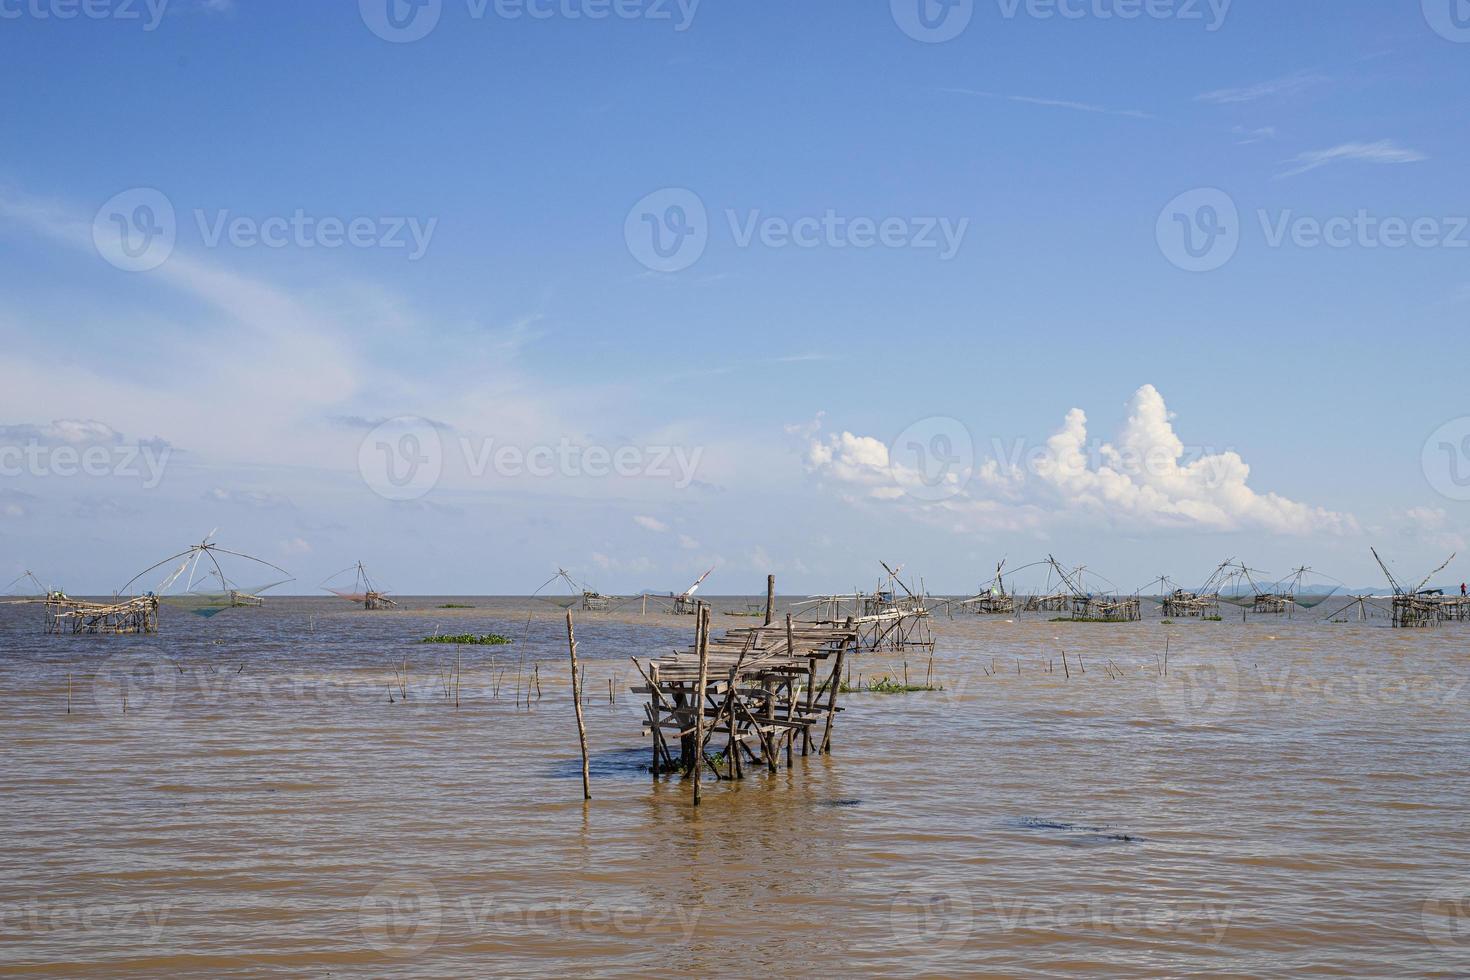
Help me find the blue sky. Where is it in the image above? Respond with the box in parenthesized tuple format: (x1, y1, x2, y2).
(1, 0, 1468, 595)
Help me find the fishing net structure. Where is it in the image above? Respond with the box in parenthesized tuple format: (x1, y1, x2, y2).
(322, 562, 397, 610)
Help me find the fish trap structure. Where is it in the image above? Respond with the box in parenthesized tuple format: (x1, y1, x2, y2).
(794, 562, 935, 652)
(1392, 595, 1441, 629)
(1010, 556, 1097, 614)
(532, 568, 627, 612)
(324, 561, 398, 610)
(1217, 563, 1341, 620)
(957, 561, 1016, 615)
(45, 593, 159, 635)
(41, 535, 291, 635)
(669, 567, 715, 616)
(1438, 597, 1470, 623)
(127, 535, 292, 621)
(1253, 594, 1290, 614)
(1372, 549, 1457, 630)
(633, 608, 859, 785)
(1069, 595, 1142, 622)
(965, 593, 1016, 615)
(1032, 555, 1140, 623)
(1160, 590, 1219, 618)
(1147, 561, 1232, 618)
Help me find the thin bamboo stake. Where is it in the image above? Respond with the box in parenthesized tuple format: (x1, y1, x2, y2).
(692, 607, 710, 807)
(566, 610, 590, 801)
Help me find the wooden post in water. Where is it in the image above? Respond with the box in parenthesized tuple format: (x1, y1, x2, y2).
(692, 606, 711, 807)
(649, 662, 662, 777)
(764, 574, 776, 626)
(785, 613, 798, 765)
(565, 610, 591, 801)
(820, 620, 852, 755)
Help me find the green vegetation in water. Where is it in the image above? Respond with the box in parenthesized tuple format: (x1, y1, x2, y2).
(1203, 615, 1223, 622)
(419, 633, 512, 645)
(1160, 619, 1175, 625)
(1049, 616, 1132, 624)
(437, 603, 475, 609)
(842, 674, 944, 695)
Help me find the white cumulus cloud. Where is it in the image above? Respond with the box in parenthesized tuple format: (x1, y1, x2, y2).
(801, 384, 1355, 536)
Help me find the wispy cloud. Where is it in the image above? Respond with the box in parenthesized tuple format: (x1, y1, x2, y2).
(204, 487, 294, 510)
(633, 515, 668, 533)
(1232, 125, 1277, 145)
(1276, 139, 1427, 178)
(1196, 71, 1329, 105)
(941, 88, 1151, 120)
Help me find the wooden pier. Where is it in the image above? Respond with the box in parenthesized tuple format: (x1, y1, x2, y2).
(633, 609, 859, 791)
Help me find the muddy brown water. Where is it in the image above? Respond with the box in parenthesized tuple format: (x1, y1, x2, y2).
(1, 597, 1467, 976)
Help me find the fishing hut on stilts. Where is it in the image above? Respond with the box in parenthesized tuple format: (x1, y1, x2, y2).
(1373, 548, 1457, 629)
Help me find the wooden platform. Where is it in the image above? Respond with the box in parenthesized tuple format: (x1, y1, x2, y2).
(632, 613, 858, 787)
(45, 594, 158, 635)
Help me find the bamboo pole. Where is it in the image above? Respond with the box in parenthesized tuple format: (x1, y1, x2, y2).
(764, 574, 776, 626)
(820, 623, 852, 754)
(692, 606, 711, 807)
(785, 613, 799, 762)
(566, 610, 590, 801)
